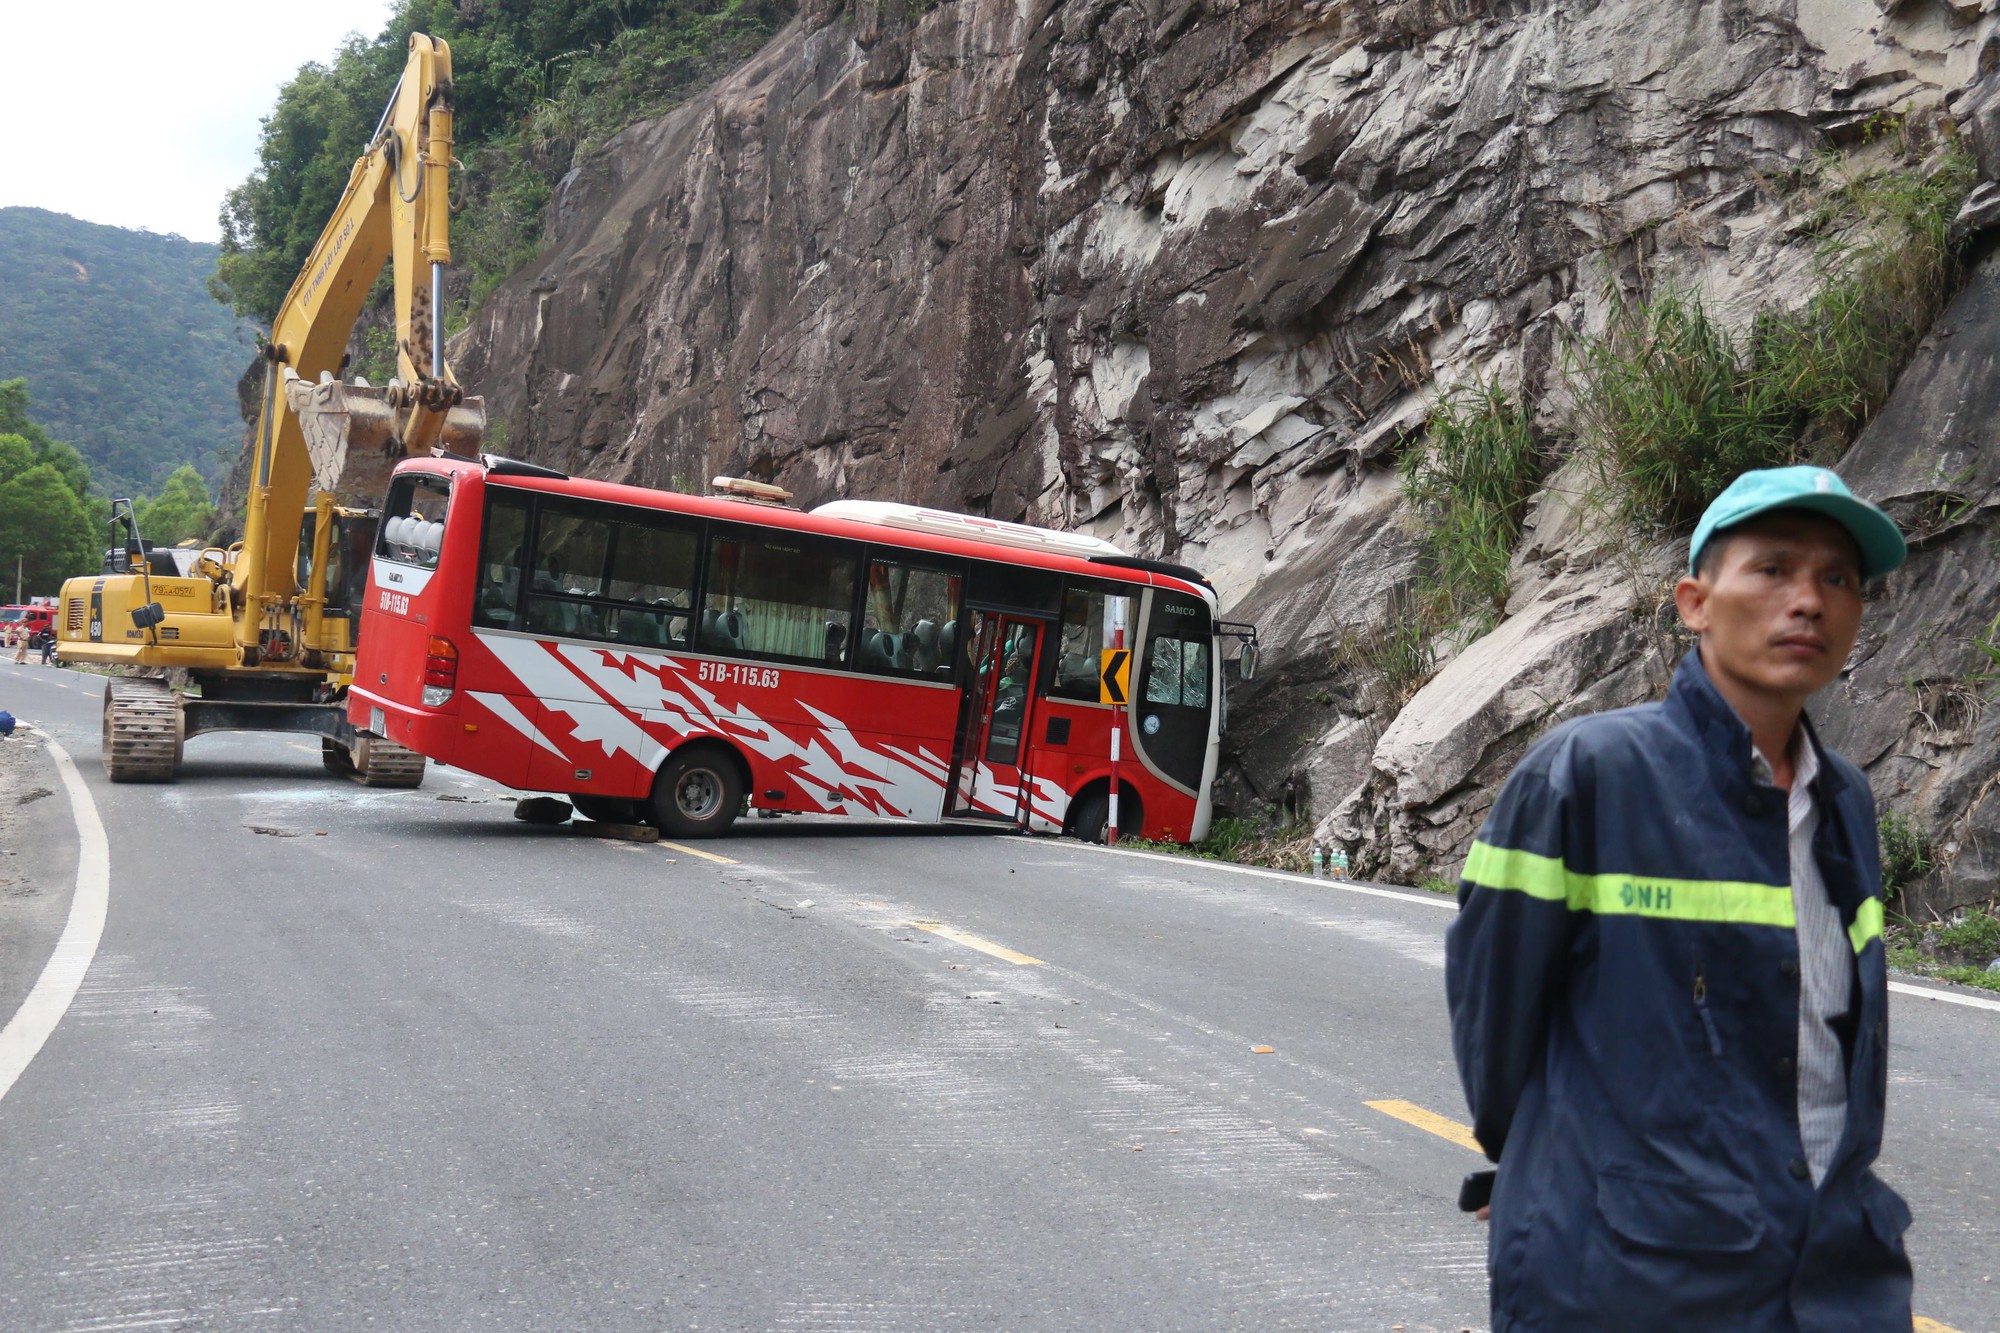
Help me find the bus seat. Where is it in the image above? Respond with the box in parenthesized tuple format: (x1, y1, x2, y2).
(700, 608, 744, 653)
(1061, 654, 1093, 689)
(910, 619, 939, 673)
(617, 608, 665, 648)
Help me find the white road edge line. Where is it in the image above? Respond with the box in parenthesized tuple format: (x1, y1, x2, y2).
(0, 732, 111, 1102)
(1888, 980, 2000, 1014)
(1069, 841, 1459, 911)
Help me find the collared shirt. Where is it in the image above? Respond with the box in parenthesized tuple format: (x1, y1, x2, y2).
(1753, 731, 1851, 1186)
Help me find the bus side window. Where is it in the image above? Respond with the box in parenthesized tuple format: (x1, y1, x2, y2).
(474, 492, 533, 629)
(702, 532, 859, 665)
(1050, 586, 1132, 701)
(602, 513, 699, 649)
(859, 557, 963, 679)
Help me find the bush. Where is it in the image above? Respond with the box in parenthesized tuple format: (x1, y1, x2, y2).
(1571, 288, 1800, 528)
(1878, 808, 1935, 893)
(1330, 587, 1439, 709)
(1400, 382, 1545, 624)
(1571, 147, 1978, 531)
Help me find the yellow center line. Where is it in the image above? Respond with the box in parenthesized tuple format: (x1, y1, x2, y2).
(1365, 1098, 1484, 1154)
(658, 840, 737, 864)
(911, 921, 1044, 966)
(1913, 1319, 1962, 1333)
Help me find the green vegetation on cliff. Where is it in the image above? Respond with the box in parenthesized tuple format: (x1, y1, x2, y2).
(1573, 140, 1978, 530)
(214, 0, 793, 328)
(0, 208, 255, 497)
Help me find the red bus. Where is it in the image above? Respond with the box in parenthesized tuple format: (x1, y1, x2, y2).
(347, 456, 1254, 840)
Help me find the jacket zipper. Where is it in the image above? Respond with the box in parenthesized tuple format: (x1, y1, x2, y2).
(1693, 963, 1723, 1057)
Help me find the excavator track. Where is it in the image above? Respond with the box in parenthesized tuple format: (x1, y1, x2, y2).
(102, 678, 183, 782)
(348, 734, 426, 788)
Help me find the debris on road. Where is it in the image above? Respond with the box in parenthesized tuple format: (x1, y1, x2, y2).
(513, 796, 573, 824)
(246, 825, 304, 838)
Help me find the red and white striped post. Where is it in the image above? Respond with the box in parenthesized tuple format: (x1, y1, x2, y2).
(1107, 726, 1121, 845)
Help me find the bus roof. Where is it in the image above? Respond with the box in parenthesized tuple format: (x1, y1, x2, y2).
(405, 455, 1216, 603)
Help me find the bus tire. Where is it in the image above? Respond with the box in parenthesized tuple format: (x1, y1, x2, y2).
(649, 747, 743, 839)
(1068, 786, 1140, 844)
(571, 794, 642, 824)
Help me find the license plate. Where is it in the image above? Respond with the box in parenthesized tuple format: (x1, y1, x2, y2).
(370, 706, 386, 737)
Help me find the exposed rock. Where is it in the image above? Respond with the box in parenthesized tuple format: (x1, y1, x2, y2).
(1817, 248, 2000, 917)
(435, 0, 2000, 886)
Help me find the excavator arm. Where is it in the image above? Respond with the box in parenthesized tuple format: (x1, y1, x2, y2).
(55, 31, 483, 788)
(238, 32, 485, 626)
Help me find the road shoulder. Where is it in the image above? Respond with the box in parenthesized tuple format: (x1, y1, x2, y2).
(0, 725, 81, 1027)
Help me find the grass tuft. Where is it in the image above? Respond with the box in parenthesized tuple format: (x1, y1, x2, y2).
(1887, 903, 2000, 993)
(1400, 381, 1546, 626)
(1571, 146, 1978, 530)
(1878, 808, 1936, 894)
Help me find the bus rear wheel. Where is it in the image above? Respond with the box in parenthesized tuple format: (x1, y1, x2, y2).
(649, 748, 742, 839)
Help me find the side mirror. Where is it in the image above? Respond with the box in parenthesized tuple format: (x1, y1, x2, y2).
(1236, 641, 1260, 682)
(131, 602, 166, 630)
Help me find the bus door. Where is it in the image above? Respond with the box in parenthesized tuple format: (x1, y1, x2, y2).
(946, 613, 1045, 823)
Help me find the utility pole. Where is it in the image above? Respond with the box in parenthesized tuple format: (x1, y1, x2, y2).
(14, 554, 19, 604)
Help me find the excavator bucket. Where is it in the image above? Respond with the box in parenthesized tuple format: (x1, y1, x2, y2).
(282, 368, 486, 500)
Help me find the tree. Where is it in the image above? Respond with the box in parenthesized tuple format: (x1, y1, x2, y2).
(135, 464, 215, 545)
(0, 464, 98, 596)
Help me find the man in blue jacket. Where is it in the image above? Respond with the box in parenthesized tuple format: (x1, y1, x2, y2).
(1446, 466, 1914, 1331)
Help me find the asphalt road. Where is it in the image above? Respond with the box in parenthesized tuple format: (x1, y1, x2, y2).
(0, 659, 1994, 1332)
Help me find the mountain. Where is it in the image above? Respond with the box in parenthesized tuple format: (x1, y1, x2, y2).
(0, 207, 257, 498)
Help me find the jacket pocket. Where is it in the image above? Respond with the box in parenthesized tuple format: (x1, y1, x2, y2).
(1860, 1174, 1913, 1248)
(1596, 1167, 1764, 1254)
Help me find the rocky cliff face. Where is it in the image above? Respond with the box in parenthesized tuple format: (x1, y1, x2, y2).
(453, 0, 2000, 907)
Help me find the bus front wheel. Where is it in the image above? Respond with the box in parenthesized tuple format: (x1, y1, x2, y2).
(1069, 787, 1140, 844)
(649, 748, 743, 838)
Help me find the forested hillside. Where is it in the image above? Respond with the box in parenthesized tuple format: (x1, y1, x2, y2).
(0, 380, 104, 597)
(211, 0, 789, 332)
(0, 208, 255, 498)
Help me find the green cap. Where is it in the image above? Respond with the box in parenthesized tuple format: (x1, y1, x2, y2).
(1689, 465, 1906, 581)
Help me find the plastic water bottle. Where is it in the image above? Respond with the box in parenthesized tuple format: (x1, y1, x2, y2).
(1331, 848, 1350, 880)
(1310, 844, 1325, 879)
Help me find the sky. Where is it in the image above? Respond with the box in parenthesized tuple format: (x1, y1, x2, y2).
(0, 0, 400, 243)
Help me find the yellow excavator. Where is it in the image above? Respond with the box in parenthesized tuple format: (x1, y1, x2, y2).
(57, 33, 485, 784)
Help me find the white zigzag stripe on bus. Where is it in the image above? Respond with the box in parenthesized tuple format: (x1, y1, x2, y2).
(472, 632, 1069, 829)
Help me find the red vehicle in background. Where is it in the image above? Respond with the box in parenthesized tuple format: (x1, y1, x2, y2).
(347, 455, 1255, 840)
(0, 601, 56, 641)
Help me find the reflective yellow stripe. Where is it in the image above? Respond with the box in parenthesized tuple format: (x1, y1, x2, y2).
(1849, 897, 1883, 954)
(1460, 841, 1568, 902)
(1462, 841, 1795, 928)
